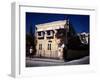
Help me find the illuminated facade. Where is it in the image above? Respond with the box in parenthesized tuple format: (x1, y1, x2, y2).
(77, 32, 89, 44)
(35, 20, 69, 59)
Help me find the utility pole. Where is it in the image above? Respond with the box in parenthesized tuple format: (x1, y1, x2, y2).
(63, 19, 69, 61)
(64, 19, 69, 45)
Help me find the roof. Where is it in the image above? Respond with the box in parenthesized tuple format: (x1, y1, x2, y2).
(35, 20, 69, 31)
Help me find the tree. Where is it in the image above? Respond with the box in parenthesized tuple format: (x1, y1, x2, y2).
(26, 24, 37, 57)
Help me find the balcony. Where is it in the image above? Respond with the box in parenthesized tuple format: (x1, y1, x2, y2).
(37, 31, 44, 39)
(46, 30, 54, 38)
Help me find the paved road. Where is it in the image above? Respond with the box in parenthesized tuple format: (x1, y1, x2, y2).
(26, 56, 89, 67)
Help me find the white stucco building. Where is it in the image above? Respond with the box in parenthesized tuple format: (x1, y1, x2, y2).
(77, 32, 89, 44)
(35, 20, 69, 59)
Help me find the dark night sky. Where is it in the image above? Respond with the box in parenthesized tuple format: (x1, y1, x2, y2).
(26, 12, 89, 34)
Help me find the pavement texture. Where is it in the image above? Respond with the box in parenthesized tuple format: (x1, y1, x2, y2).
(26, 56, 89, 67)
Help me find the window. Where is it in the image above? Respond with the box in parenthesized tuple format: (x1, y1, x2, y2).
(46, 30, 54, 39)
(37, 31, 44, 39)
(47, 31, 51, 35)
(39, 44, 42, 50)
(38, 32, 42, 36)
(48, 44, 49, 50)
(49, 44, 51, 50)
(39, 44, 40, 50)
(48, 44, 51, 50)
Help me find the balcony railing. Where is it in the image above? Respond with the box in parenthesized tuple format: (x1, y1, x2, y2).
(46, 30, 54, 38)
(37, 31, 44, 39)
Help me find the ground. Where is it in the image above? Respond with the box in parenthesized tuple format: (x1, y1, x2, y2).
(26, 56, 89, 67)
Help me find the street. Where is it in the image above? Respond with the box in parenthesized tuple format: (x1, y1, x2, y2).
(26, 56, 89, 67)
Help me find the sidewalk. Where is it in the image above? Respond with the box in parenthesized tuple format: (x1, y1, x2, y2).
(26, 57, 65, 63)
(26, 56, 89, 67)
(26, 56, 89, 64)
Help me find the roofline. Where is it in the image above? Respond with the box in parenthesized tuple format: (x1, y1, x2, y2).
(35, 20, 67, 27)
